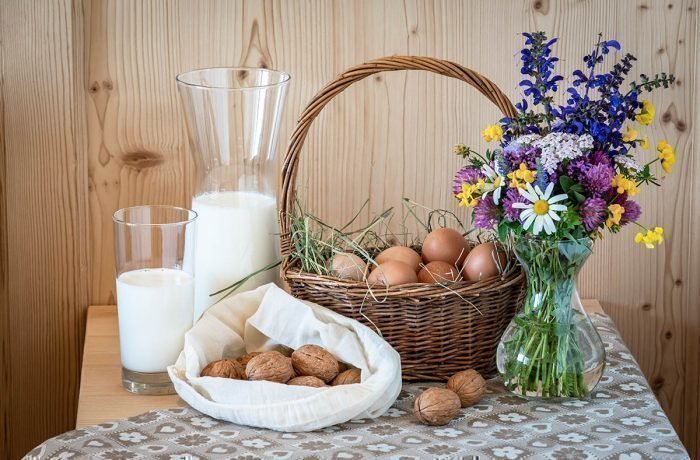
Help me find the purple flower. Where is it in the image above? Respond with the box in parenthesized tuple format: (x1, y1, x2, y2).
(615, 196, 642, 225)
(452, 167, 483, 195)
(590, 150, 612, 166)
(580, 163, 615, 197)
(566, 157, 590, 182)
(473, 198, 500, 229)
(503, 139, 539, 171)
(566, 150, 611, 182)
(579, 197, 607, 232)
(502, 188, 526, 222)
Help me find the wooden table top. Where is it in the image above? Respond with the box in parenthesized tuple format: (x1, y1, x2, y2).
(75, 300, 604, 428)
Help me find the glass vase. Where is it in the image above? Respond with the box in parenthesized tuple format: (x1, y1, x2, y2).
(496, 236, 605, 399)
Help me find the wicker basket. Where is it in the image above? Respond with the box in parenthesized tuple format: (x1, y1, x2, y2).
(279, 56, 525, 381)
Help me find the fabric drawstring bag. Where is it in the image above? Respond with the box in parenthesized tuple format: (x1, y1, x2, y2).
(168, 283, 402, 431)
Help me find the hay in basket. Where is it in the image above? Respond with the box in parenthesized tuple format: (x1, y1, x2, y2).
(279, 56, 526, 381)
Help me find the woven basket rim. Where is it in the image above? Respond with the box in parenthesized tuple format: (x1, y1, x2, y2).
(283, 261, 525, 299)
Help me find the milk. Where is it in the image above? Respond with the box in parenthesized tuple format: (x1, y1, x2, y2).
(192, 190, 279, 320)
(116, 268, 194, 373)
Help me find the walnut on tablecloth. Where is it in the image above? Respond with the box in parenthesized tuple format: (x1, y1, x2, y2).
(446, 369, 486, 407)
(413, 387, 461, 426)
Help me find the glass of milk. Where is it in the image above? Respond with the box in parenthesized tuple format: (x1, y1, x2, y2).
(113, 205, 197, 395)
(177, 67, 290, 321)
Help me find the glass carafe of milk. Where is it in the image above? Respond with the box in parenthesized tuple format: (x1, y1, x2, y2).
(177, 67, 290, 321)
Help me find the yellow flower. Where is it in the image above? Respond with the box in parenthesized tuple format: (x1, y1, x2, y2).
(635, 99, 655, 125)
(657, 140, 675, 174)
(507, 163, 536, 189)
(634, 227, 664, 249)
(640, 137, 649, 150)
(454, 144, 468, 156)
(606, 204, 625, 228)
(622, 126, 638, 143)
(611, 174, 640, 196)
(456, 181, 483, 207)
(481, 125, 503, 143)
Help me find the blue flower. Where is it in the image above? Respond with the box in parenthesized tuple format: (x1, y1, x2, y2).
(500, 32, 673, 155)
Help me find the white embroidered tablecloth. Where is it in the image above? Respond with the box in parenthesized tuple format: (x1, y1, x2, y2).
(26, 313, 688, 459)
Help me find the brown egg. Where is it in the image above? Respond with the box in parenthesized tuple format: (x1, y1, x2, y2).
(421, 228, 470, 266)
(463, 242, 508, 281)
(367, 261, 418, 286)
(375, 246, 422, 272)
(330, 253, 367, 281)
(417, 261, 460, 284)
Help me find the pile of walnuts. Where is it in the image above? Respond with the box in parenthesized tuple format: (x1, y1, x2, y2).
(200, 344, 361, 387)
(413, 369, 487, 426)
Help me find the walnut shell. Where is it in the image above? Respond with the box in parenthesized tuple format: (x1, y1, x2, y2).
(235, 352, 262, 367)
(291, 345, 339, 383)
(200, 359, 246, 379)
(288, 376, 326, 387)
(331, 368, 361, 386)
(446, 369, 486, 407)
(414, 387, 461, 426)
(246, 351, 295, 383)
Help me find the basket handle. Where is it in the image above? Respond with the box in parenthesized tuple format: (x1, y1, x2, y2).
(279, 55, 517, 254)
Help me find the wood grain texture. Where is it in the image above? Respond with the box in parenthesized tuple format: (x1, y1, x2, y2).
(75, 306, 184, 428)
(0, 1, 9, 453)
(685, 12, 700, 454)
(0, 0, 90, 457)
(0, 0, 697, 456)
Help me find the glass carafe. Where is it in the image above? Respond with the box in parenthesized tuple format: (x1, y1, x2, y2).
(177, 67, 290, 321)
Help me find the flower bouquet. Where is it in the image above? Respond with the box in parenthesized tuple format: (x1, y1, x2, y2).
(453, 32, 675, 398)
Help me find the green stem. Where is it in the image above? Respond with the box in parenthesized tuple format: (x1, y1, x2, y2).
(500, 236, 593, 398)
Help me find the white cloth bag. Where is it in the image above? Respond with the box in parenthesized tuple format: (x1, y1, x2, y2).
(167, 283, 402, 431)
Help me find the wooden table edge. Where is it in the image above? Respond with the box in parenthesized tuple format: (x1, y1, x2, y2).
(75, 300, 605, 428)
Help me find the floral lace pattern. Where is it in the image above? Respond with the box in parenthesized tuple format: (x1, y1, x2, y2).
(26, 314, 687, 460)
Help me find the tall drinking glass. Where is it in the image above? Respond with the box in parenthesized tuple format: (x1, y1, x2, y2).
(113, 205, 197, 395)
(177, 67, 290, 321)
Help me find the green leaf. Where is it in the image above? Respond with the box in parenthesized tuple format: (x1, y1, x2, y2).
(559, 176, 574, 192)
(497, 222, 509, 242)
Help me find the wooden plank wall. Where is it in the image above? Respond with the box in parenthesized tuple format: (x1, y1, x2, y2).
(0, 0, 90, 458)
(0, 0, 697, 457)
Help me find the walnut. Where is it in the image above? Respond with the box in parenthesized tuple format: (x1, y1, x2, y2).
(200, 359, 246, 379)
(291, 345, 339, 383)
(446, 369, 486, 407)
(245, 351, 295, 383)
(235, 352, 262, 367)
(337, 361, 350, 373)
(413, 387, 461, 426)
(331, 368, 361, 386)
(287, 376, 326, 387)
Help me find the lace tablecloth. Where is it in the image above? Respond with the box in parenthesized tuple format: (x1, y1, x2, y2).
(26, 314, 688, 459)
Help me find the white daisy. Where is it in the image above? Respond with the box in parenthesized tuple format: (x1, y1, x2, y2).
(512, 182, 568, 235)
(481, 163, 506, 204)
